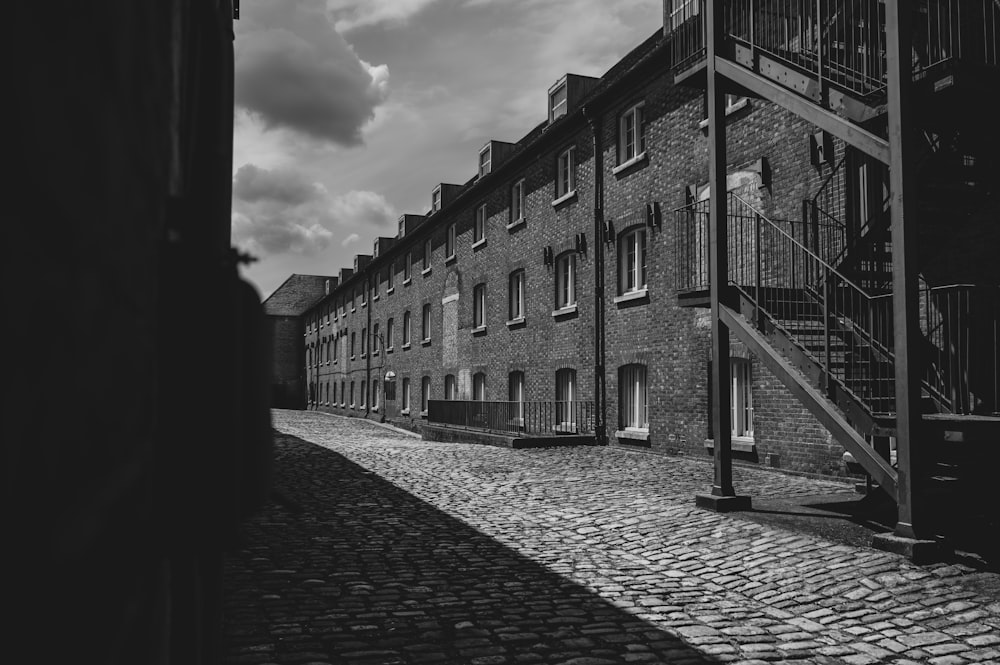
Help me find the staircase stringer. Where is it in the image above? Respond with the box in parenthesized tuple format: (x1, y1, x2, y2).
(720, 303, 899, 501)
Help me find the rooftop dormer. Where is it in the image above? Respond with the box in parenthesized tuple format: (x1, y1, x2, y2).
(478, 140, 515, 179)
(338, 267, 354, 283)
(373, 236, 396, 258)
(353, 254, 372, 273)
(397, 213, 426, 238)
(429, 184, 463, 215)
(547, 74, 599, 124)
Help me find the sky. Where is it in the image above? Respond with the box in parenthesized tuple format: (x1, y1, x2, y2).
(232, 0, 664, 299)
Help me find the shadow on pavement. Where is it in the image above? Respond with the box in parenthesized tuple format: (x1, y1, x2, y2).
(224, 433, 720, 664)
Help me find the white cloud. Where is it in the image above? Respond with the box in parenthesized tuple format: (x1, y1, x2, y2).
(231, 164, 395, 257)
(341, 233, 361, 247)
(327, 0, 442, 31)
(235, 0, 390, 145)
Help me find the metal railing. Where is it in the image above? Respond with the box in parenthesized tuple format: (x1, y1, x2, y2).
(427, 400, 596, 436)
(921, 284, 1000, 416)
(669, 0, 999, 92)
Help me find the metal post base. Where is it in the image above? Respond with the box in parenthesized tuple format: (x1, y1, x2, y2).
(695, 493, 752, 513)
(871, 531, 952, 564)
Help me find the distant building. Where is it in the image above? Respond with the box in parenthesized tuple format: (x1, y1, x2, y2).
(263, 274, 335, 408)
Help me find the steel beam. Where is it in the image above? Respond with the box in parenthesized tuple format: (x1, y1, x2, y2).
(885, 0, 928, 540)
(715, 58, 890, 165)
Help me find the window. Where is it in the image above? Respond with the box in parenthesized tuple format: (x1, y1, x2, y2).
(386, 317, 394, 350)
(398, 217, 406, 237)
(619, 228, 647, 295)
(351, 288, 356, 311)
(668, 0, 699, 30)
(445, 374, 457, 400)
(432, 186, 442, 213)
(401, 378, 410, 413)
(361, 380, 367, 408)
(510, 179, 525, 224)
(340, 381, 345, 406)
(619, 364, 649, 431)
(388, 263, 395, 291)
(508, 270, 524, 321)
(404, 252, 412, 281)
(556, 147, 575, 199)
(324, 383, 328, 406)
(373, 322, 380, 355)
(350, 331, 356, 358)
(508, 371, 525, 423)
(403, 310, 411, 346)
(372, 378, 380, 410)
(422, 303, 432, 341)
(361, 326, 367, 356)
(361, 282, 367, 305)
(549, 81, 567, 122)
(555, 253, 576, 310)
(698, 94, 749, 129)
(618, 102, 645, 164)
(446, 223, 456, 258)
(473, 372, 486, 401)
(473, 283, 486, 329)
(324, 340, 330, 363)
(332, 335, 338, 363)
(330, 382, 335, 406)
(423, 239, 432, 272)
(474, 205, 486, 245)
(350, 381, 356, 408)
(731, 358, 754, 439)
(556, 368, 577, 427)
(479, 144, 491, 178)
(421, 376, 431, 414)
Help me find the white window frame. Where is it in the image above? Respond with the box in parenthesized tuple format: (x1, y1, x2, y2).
(350, 331, 356, 359)
(549, 81, 567, 122)
(556, 146, 575, 200)
(422, 239, 432, 273)
(473, 283, 486, 330)
(508, 270, 524, 322)
(431, 186, 442, 213)
(479, 144, 492, 178)
(422, 303, 432, 342)
(401, 377, 411, 414)
(445, 374, 457, 400)
(371, 378, 380, 411)
(619, 364, 649, 431)
(619, 228, 648, 295)
(618, 102, 646, 165)
(555, 368, 577, 428)
(446, 223, 456, 259)
(474, 204, 487, 245)
(388, 263, 395, 291)
(361, 326, 367, 357)
(404, 252, 412, 282)
(398, 218, 406, 238)
(421, 376, 431, 414)
(372, 322, 380, 355)
(350, 381, 356, 409)
(386, 317, 394, 351)
(403, 310, 411, 347)
(510, 178, 525, 225)
(731, 358, 754, 440)
(508, 371, 525, 424)
(473, 372, 486, 401)
(555, 253, 576, 310)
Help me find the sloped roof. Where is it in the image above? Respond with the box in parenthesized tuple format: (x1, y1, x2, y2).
(262, 274, 332, 316)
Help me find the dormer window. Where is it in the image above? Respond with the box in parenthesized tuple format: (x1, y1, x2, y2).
(398, 218, 406, 238)
(549, 81, 567, 122)
(479, 145, 492, 178)
(431, 186, 442, 213)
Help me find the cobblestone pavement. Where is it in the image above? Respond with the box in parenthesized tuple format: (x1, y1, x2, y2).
(223, 410, 1000, 665)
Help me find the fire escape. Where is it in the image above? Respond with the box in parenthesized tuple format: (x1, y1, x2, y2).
(669, 0, 999, 557)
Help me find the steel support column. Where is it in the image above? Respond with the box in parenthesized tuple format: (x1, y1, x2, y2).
(697, 0, 749, 512)
(884, 0, 929, 541)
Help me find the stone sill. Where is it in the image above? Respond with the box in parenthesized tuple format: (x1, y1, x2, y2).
(472, 238, 487, 250)
(422, 267, 432, 277)
(421, 338, 432, 346)
(613, 289, 649, 305)
(472, 326, 487, 336)
(551, 190, 577, 208)
(445, 254, 457, 265)
(615, 429, 650, 441)
(506, 317, 525, 329)
(704, 438, 756, 453)
(552, 304, 578, 318)
(507, 218, 526, 231)
(612, 151, 647, 176)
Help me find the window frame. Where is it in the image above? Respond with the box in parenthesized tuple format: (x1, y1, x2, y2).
(474, 204, 487, 246)
(556, 146, 576, 200)
(555, 368, 577, 428)
(508, 371, 525, 424)
(421, 376, 431, 415)
(555, 252, 577, 311)
(731, 358, 754, 440)
(618, 227, 648, 296)
(404, 252, 412, 282)
(445, 374, 457, 400)
(619, 364, 649, 432)
(473, 372, 486, 401)
(479, 144, 491, 178)
(445, 222, 456, 259)
(386, 317, 394, 351)
(549, 81, 567, 122)
(401, 377, 411, 414)
(618, 101, 646, 165)
(508, 270, 524, 322)
(421, 303, 432, 342)
(422, 238, 432, 273)
(402, 310, 411, 347)
(431, 185, 442, 213)
(473, 283, 487, 330)
(510, 178, 525, 226)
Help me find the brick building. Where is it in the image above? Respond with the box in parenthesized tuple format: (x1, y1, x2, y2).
(263, 274, 334, 408)
(301, 0, 998, 553)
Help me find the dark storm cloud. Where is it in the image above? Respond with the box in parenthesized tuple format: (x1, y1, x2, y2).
(235, 0, 389, 146)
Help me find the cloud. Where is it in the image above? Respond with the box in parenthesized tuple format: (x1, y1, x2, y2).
(326, 0, 442, 31)
(231, 164, 395, 257)
(341, 233, 360, 247)
(235, 0, 390, 146)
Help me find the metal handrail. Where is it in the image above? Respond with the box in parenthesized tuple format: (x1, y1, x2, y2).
(427, 399, 596, 436)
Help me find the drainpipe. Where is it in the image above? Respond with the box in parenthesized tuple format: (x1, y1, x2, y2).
(585, 106, 607, 445)
(365, 272, 372, 420)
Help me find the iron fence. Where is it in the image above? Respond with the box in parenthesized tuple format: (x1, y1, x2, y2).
(427, 400, 595, 437)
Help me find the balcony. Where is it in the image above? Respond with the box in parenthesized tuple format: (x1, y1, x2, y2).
(426, 399, 596, 445)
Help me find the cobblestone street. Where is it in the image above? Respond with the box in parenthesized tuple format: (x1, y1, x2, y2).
(223, 410, 1000, 665)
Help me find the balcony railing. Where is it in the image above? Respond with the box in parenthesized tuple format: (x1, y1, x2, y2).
(427, 400, 595, 437)
(669, 0, 999, 94)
